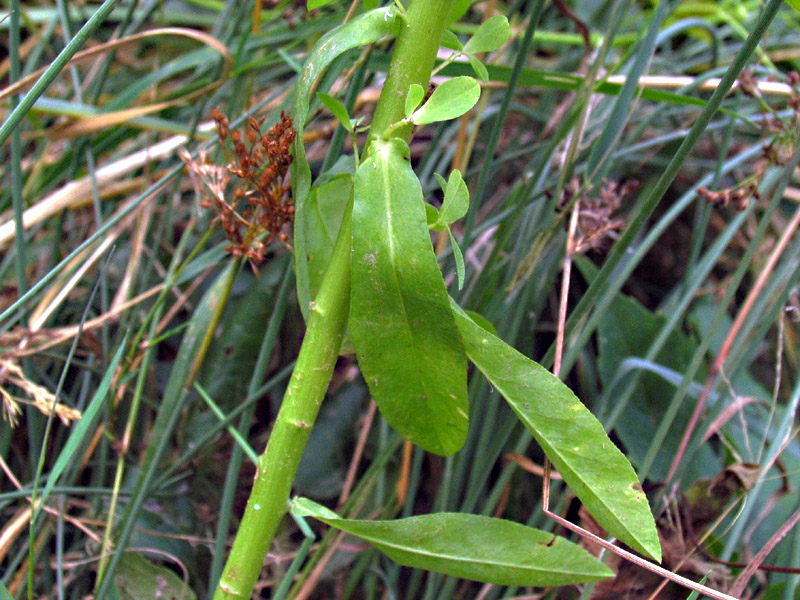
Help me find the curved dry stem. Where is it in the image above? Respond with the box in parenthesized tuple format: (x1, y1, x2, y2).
(0, 28, 232, 135)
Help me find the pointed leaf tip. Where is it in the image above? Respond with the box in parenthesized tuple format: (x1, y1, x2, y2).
(451, 300, 662, 562)
(293, 498, 614, 586)
(318, 92, 354, 132)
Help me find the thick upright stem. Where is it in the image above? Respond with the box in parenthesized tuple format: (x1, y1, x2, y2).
(368, 0, 453, 145)
(214, 209, 352, 600)
(214, 2, 453, 598)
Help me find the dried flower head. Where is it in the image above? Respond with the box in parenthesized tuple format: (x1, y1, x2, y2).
(697, 180, 760, 212)
(703, 70, 800, 213)
(189, 109, 296, 270)
(557, 177, 634, 255)
(0, 359, 81, 427)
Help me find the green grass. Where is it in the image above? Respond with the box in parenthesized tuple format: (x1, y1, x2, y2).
(2, 1, 800, 598)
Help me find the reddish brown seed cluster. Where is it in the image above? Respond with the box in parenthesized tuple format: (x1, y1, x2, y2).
(206, 108, 296, 267)
(697, 182, 760, 211)
(699, 70, 800, 212)
(762, 72, 800, 166)
(557, 178, 635, 255)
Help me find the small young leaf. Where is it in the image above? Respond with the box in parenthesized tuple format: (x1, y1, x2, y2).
(448, 227, 465, 290)
(410, 76, 480, 125)
(317, 92, 354, 132)
(425, 203, 441, 229)
(448, 0, 473, 24)
(463, 15, 511, 54)
(439, 169, 469, 224)
(292, 497, 613, 586)
(308, 0, 334, 8)
(405, 84, 425, 118)
(450, 301, 663, 562)
(350, 138, 469, 456)
(467, 53, 489, 84)
(441, 29, 463, 51)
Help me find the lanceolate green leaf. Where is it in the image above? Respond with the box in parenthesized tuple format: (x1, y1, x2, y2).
(467, 54, 489, 84)
(448, 227, 465, 290)
(450, 301, 662, 562)
(291, 7, 398, 319)
(430, 170, 469, 289)
(430, 170, 469, 232)
(425, 202, 440, 228)
(441, 29, 463, 51)
(317, 92, 354, 133)
(350, 138, 468, 456)
(292, 497, 613, 586)
(439, 169, 469, 224)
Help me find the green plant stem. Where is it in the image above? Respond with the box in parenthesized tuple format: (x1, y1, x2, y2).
(214, 2, 452, 597)
(367, 0, 453, 146)
(214, 208, 352, 600)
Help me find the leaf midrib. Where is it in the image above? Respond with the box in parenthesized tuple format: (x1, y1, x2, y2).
(454, 308, 653, 556)
(328, 523, 603, 577)
(376, 142, 446, 449)
(480, 366, 643, 550)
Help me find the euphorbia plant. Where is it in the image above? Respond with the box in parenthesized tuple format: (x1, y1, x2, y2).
(214, 2, 660, 598)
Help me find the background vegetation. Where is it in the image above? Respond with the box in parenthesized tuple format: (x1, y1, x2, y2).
(1, 0, 799, 598)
